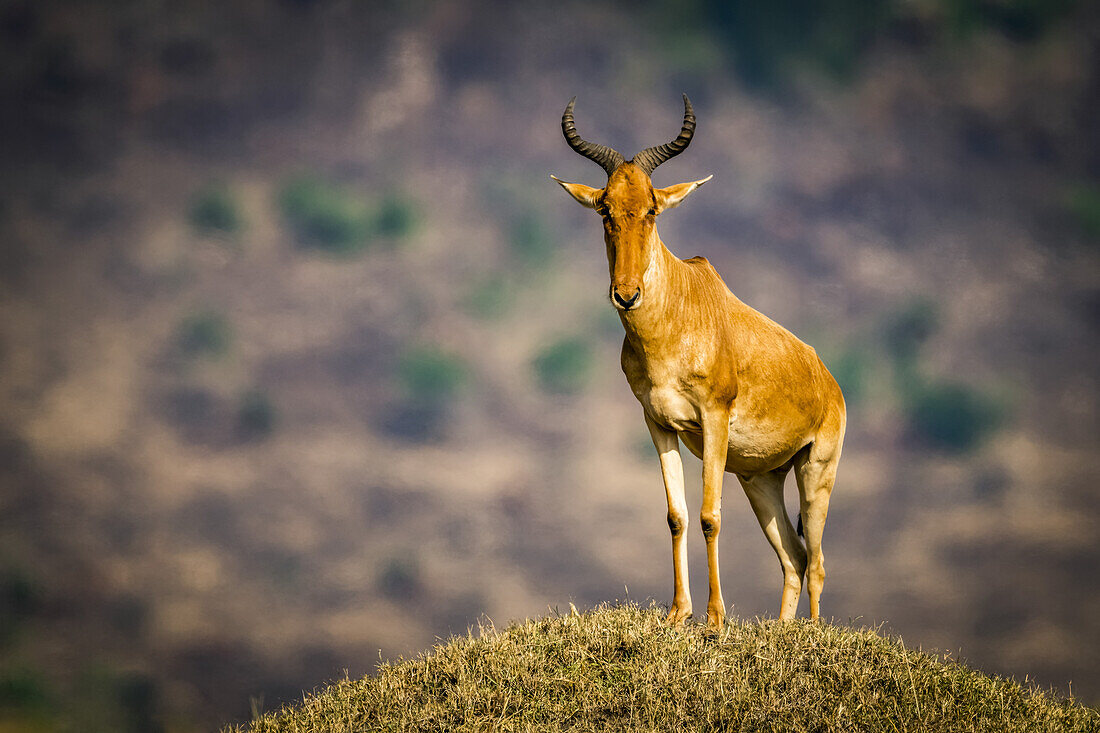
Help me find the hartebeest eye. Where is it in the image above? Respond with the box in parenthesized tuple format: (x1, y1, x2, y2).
(647, 208, 657, 216)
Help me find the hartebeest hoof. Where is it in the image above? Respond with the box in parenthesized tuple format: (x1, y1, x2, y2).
(665, 605, 692, 627)
(705, 607, 725, 630)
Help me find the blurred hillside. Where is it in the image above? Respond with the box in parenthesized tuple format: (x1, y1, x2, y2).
(0, 0, 1097, 729)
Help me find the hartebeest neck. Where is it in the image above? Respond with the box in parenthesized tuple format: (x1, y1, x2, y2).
(617, 232, 698, 353)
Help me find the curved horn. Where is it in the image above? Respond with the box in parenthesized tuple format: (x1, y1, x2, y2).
(561, 97, 625, 176)
(630, 94, 696, 176)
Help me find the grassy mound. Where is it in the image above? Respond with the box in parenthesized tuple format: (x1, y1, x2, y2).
(230, 605, 1097, 732)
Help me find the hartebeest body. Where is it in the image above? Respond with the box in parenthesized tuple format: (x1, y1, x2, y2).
(552, 96, 846, 627)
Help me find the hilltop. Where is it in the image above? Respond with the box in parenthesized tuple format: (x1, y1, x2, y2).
(230, 605, 1098, 732)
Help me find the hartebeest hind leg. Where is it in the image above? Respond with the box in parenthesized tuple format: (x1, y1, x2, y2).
(737, 469, 808, 620)
(793, 417, 845, 620)
(645, 414, 692, 626)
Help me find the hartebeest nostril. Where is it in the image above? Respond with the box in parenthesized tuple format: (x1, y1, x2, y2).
(613, 287, 641, 309)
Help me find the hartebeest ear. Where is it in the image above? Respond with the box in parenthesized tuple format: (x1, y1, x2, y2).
(550, 175, 603, 209)
(654, 175, 713, 213)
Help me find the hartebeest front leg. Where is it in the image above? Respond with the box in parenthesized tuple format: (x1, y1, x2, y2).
(645, 413, 692, 626)
(700, 406, 731, 629)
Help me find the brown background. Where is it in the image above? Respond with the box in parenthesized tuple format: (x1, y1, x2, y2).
(0, 1, 1097, 730)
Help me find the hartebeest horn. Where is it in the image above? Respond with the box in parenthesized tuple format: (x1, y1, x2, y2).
(561, 97, 625, 176)
(630, 94, 696, 176)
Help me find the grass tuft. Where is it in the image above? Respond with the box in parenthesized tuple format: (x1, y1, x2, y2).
(228, 604, 1097, 732)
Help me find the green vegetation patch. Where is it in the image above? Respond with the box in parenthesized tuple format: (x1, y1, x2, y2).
(533, 337, 593, 395)
(397, 347, 467, 405)
(176, 309, 232, 359)
(873, 298, 1007, 453)
(278, 177, 419, 255)
(237, 389, 277, 441)
(666, 0, 1081, 92)
(1065, 183, 1100, 240)
(882, 299, 938, 371)
(509, 211, 554, 268)
(939, 0, 1080, 43)
(0, 664, 163, 733)
(822, 346, 870, 405)
(382, 347, 469, 441)
(231, 604, 1097, 732)
(463, 275, 511, 320)
(374, 195, 419, 239)
(189, 183, 245, 236)
(0, 666, 52, 713)
(903, 379, 1004, 453)
(279, 177, 374, 255)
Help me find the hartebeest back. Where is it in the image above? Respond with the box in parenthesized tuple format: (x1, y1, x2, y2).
(552, 95, 846, 627)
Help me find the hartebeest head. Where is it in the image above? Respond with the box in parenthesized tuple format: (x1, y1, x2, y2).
(552, 94, 712, 311)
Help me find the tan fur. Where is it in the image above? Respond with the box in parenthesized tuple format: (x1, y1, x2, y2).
(554, 163, 846, 627)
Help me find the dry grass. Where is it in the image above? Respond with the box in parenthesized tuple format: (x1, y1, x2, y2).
(229, 604, 1098, 732)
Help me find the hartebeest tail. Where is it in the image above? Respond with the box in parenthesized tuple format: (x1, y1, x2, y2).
(552, 95, 846, 627)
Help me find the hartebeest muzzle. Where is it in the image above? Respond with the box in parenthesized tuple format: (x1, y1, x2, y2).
(612, 285, 641, 310)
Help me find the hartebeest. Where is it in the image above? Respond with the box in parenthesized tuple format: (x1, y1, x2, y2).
(552, 95, 846, 628)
